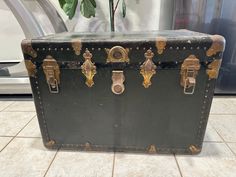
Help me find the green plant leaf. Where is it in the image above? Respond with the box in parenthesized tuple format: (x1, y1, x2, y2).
(122, 0, 126, 18)
(59, 0, 78, 19)
(80, 0, 97, 18)
(58, 0, 66, 8)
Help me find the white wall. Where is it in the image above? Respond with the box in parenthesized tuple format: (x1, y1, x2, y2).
(0, 1, 25, 62)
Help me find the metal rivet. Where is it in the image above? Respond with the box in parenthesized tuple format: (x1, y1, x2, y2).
(92, 48, 94, 50)
(48, 48, 51, 51)
(190, 47, 193, 50)
(67, 48, 70, 50)
(136, 47, 139, 50)
(36, 48, 39, 51)
(183, 47, 186, 50)
(170, 46, 173, 49)
(197, 46, 200, 49)
(42, 48, 45, 50)
(98, 48, 101, 51)
(61, 48, 63, 51)
(143, 47, 146, 50)
(176, 47, 179, 50)
(54, 48, 57, 50)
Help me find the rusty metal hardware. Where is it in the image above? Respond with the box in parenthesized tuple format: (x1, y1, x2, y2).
(147, 144, 157, 153)
(42, 56, 60, 93)
(207, 59, 222, 79)
(156, 37, 167, 54)
(25, 60, 36, 77)
(72, 38, 82, 55)
(22, 40, 37, 58)
(111, 71, 125, 95)
(105, 46, 129, 63)
(206, 35, 225, 57)
(81, 49, 97, 87)
(140, 49, 157, 88)
(180, 55, 200, 94)
(189, 145, 201, 154)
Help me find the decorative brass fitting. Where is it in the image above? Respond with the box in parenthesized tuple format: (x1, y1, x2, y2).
(72, 38, 82, 55)
(156, 37, 167, 54)
(105, 46, 129, 63)
(21, 40, 37, 58)
(189, 145, 201, 154)
(25, 60, 36, 77)
(81, 49, 97, 87)
(147, 144, 157, 154)
(45, 140, 55, 147)
(140, 49, 157, 88)
(206, 35, 225, 57)
(206, 59, 222, 79)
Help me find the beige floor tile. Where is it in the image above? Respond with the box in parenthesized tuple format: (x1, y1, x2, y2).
(4, 101, 36, 112)
(0, 138, 56, 177)
(0, 137, 12, 151)
(204, 123, 223, 142)
(227, 143, 236, 155)
(18, 118, 41, 138)
(113, 153, 181, 177)
(0, 112, 35, 136)
(210, 115, 236, 142)
(210, 97, 236, 114)
(0, 101, 13, 111)
(45, 151, 114, 177)
(176, 142, 236, 177)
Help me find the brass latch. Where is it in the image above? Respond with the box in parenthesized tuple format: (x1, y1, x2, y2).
(111, 71, 125, 95)
(180, 55, 200, 94)
(42, 56, 60, 93)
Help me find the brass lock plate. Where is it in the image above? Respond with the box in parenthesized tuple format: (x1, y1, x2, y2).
(180, 55, 200, 94)
(42, 56, 60, 93)
(105, 46, 129, 63)
(111, 71, 125, 95)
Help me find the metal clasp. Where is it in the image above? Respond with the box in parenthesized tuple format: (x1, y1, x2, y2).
(111, 71, 125, 95)
(180, 55, 200, 94)
(42, 56, 60, 93)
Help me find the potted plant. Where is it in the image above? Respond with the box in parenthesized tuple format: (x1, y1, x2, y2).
(59, 0, 126, 31)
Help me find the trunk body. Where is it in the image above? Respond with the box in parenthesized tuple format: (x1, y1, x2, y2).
(21, 30, 225, 154)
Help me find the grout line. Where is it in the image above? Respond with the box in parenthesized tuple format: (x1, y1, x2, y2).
(43, 150, 59, 177)
(111, 152, 116, 177)
(0, 101, 15, 112)
(203, 140, 224, 143)
(0, 135, 14, 138)
(2, 110, 36, 113)
(209, 113, 236, 115)
(0, 115, 35, 152)
(211, 126, 236, 157)
(15, 136, 42, 139)
(0, 136, 14, 152)
(174, 154, 183, 177)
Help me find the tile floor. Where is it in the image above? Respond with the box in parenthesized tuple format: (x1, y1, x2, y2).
(0, 97, 236, 177)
